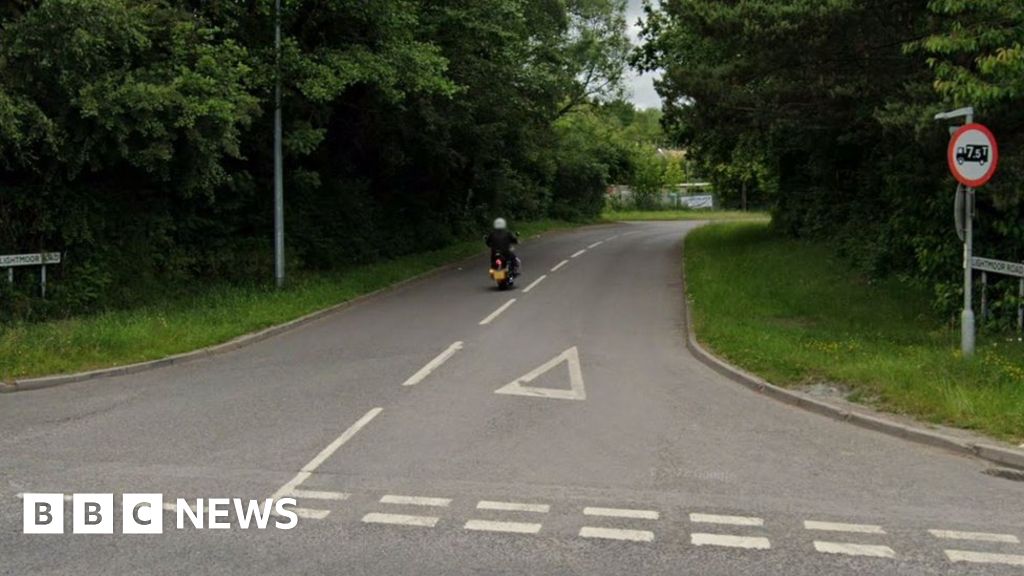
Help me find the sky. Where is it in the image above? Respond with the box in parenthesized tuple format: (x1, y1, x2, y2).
(624, 0, 662, 110)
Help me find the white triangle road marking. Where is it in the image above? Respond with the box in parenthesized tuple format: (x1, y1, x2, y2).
(494, 347, 586, 400)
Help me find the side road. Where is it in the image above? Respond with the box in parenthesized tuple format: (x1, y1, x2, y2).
(683, 221, 1024, 470)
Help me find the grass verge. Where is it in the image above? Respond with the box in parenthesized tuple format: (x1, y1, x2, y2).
(685, 221, 1024, 443)
(0, 219, 584, 380)
(605, 209, 769, 221)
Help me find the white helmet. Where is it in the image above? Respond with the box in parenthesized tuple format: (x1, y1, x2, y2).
(493, 217, 507, 230)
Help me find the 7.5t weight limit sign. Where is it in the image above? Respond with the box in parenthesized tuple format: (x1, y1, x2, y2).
(947, 123, 999, 188)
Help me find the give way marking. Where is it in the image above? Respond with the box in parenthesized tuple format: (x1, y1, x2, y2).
(494, 346, 585, 400)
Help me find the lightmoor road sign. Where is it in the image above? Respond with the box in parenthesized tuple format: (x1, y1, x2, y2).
(947, 123, 999, 188)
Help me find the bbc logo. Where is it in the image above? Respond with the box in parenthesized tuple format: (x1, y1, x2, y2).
(24, 493, 164, 534)
(23, 493, 298, 534)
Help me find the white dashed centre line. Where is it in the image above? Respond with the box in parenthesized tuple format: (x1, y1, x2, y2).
(814, 542, 895, 558)
(929, 529, 1019, 543)
(587, 241, 603, 249)
(522, 275, 547, 293)
(580, 527, 655, 542)
(945, 550, 1024, 566)
(379, 495, 451, 507)
(605, 235, 619, 241)
(401, 341, 463, 386)
(691, 533, 771, 550)
(479, 298, 516, 325)
(571, 249, 586, 258)
(464, 520, 542, 534)
(362, 513, 439, 528)
(804, 520, 885, 534)
(477, 501, 550, 513)
(690, 513, 763, 527)
(550, 260, 569, 272)
(583, 507, 659, 520)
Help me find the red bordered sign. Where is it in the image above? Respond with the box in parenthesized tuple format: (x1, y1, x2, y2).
(947, 123, 999, 188)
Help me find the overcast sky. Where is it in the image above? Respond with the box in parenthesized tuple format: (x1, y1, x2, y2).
(625, 0, 661, 110)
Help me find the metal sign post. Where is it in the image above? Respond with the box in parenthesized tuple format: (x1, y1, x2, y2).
(935, 108, 1000, 358)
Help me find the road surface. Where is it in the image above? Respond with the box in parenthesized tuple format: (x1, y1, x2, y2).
(2, 221, 1023, 575)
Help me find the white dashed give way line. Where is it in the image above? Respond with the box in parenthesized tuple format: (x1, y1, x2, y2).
(691, 513, 763, 527)
(928, 529, 1019, 543)
(362, 513, 439, 528)
(691, 533, 771, 550)
(464, 520, 542, 534)
(580, 526, 654, 542)
(271, 407, 382, 520)
(479, 298, 515, 325)
(580, 506, 658, 542)
(804, 519, 892, 558)
(401, 341, 463, 386)
(804, 520, 885, 534)
(814, 542, 895, 559)
(945, 550, 1024, 566)
(477, 501, 550, 513)
(379, 495, 451, 507)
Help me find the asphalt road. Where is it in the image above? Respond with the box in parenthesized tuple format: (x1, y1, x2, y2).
(2, 221, 1023, 575)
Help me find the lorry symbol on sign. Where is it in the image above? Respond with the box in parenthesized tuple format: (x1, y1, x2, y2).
(956, 144, 989, 166)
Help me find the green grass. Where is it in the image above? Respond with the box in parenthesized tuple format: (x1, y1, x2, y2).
(605, 209, 770, 221)
(0, 219, 584, 380)
(685, 221, 1024, 442)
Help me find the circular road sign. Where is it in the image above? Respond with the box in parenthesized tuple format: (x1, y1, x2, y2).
(947, 123, 999, 188)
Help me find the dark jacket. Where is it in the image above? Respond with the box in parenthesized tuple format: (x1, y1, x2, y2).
(485, 229, 519, 254)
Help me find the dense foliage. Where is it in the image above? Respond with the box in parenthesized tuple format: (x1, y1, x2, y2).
(0, 0, 632, 319)
(636, 0, 1024, 322)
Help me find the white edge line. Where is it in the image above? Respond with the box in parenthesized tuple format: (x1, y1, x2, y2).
(270, 407, 382, 501)
(804, 520, 885, 534)
(401, 341, 463, 386)
(550, 260, 569, 272)
(583, 507, 659, 520)
(301, 407, 383, 473)
(479, 298, 516, 325)
(464, 519, 542, 534)
(477, 501, 550, 513)
(690, 513, 763, 527)
(691, 533, 771, 550)
(380, 495, 451, 507)
(945, 550, 1024, 566)
(571, 249, 586, 258)
(814, 541, 895, 558)
(362, 512, 439, 527)
(522, 275, 547, 293)
(579, 526, 654, 542)
(929, 529, 1019, 543)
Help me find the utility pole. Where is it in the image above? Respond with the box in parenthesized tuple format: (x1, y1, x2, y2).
(274, 0, 285, 288)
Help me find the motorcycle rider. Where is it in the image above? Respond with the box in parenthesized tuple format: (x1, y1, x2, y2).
(485, 217, 520, 277)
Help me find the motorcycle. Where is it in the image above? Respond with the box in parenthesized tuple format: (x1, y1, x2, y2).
(488, 250, 517, 290)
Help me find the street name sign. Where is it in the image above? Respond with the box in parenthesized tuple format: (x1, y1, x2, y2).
(0, 252, 61, 267)
(947, 123, 998, 188)
(971, 257, 1024, 279)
